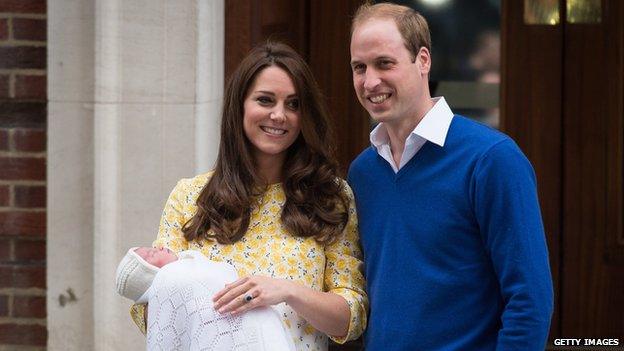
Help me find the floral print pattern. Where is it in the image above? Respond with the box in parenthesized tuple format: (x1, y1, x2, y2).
(130, 172, 367, 350)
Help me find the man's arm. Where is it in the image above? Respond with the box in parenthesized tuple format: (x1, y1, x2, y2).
(472, 139, 554, 350)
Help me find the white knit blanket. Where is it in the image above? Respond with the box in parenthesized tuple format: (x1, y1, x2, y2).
(144, 250, 295, 351)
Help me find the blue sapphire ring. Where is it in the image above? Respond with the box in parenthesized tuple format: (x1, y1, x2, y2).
(244, 294, 254, 302)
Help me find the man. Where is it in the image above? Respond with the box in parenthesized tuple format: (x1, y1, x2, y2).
(346, 3, 553, 350)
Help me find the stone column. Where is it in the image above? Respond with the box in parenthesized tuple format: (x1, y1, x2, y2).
(48, 0, 223, 349)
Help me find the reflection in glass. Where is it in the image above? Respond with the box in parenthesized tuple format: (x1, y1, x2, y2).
(379, 0, 501, 128)
(524, 0, 560, 25)
(567, 0, 601, 24)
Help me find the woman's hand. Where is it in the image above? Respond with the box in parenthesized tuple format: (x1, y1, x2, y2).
(213, 275, 350, 338)
(212, 276, 294, 315)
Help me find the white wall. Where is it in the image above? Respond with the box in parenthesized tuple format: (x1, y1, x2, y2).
(47, 0, 224, 349)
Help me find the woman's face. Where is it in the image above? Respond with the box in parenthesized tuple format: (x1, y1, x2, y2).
(243, 66, 301, 168)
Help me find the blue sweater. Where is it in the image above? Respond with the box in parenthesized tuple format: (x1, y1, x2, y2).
(347, 116, 553, 350)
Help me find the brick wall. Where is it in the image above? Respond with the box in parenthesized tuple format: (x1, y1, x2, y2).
(0, 0, 47, 349)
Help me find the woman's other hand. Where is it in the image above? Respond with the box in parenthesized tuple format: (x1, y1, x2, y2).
(212, 276, 294, 315)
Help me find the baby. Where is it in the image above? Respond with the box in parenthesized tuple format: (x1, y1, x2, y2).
(116, 247, 177, 303)
(115, 247, 294, 351)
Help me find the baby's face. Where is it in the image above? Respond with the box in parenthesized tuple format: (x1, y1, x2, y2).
(135, 247, 178, 268)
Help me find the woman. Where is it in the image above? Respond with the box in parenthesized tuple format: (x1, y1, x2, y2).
(130, 42, 367, 350)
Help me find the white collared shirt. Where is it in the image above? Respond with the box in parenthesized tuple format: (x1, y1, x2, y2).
(369, 96, 454, 173)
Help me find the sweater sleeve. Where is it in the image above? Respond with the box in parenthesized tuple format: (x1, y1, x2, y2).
(324, 182, 369, 344)
(472, 139, 554, 350)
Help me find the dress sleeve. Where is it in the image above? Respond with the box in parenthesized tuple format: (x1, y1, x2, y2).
(152, 178, 192, 252)
(129, 178, 193, 334)
(324, 182, 368, 344)
(130, 304, 147, 335)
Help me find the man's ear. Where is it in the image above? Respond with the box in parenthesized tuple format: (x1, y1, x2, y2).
(416, 47, 431, 75)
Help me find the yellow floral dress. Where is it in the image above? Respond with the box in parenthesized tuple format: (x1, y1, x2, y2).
(130, 172, 368, 350)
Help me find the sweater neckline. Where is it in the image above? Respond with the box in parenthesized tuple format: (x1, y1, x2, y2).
(391, 141, 435, 182)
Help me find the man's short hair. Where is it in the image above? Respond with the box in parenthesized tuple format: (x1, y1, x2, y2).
(352, 2, 431, 60)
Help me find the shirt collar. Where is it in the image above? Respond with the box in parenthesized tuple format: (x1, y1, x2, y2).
(369, 96, 454, 148)
(370, 123, 389, 148)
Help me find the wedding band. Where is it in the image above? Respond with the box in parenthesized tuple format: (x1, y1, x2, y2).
(244, 294, 254, 302)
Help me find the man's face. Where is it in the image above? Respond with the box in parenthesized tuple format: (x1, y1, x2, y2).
(135, 247, 177, 268)
(350, 19, 430, 125)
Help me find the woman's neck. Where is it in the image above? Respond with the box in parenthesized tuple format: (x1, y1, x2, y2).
(253, 152, 286, 185)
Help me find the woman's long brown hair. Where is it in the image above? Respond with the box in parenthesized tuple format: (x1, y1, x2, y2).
(182, 42, 349, 245)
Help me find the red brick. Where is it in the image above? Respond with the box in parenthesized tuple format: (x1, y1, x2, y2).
(14, 185, 45, 208)
(0, 185, 9, 206)
(0, 266, 11, 287)
(0, 211, 46, 236)
(0, 47, 46, 69)
(0, 19, 7, 41)
(12, 18, 46, 41)
(14, 75, 46, 100)
(0, 130, 8, 150)
(15, 265, 45, 288)
(0, 157, 45, 180)
(0, 323, 47, 346)
(13, 129, 46, 152)
(14, 239, 45, 261)
(13, 295, 45, 318)
(0, 295, 8, 316)
(0, 262, 13, 288)
(0, 102, 46, 128)
(0, 74, 9, 99)
(0, 0, 46, 14)
(0, 238, 11, 261)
